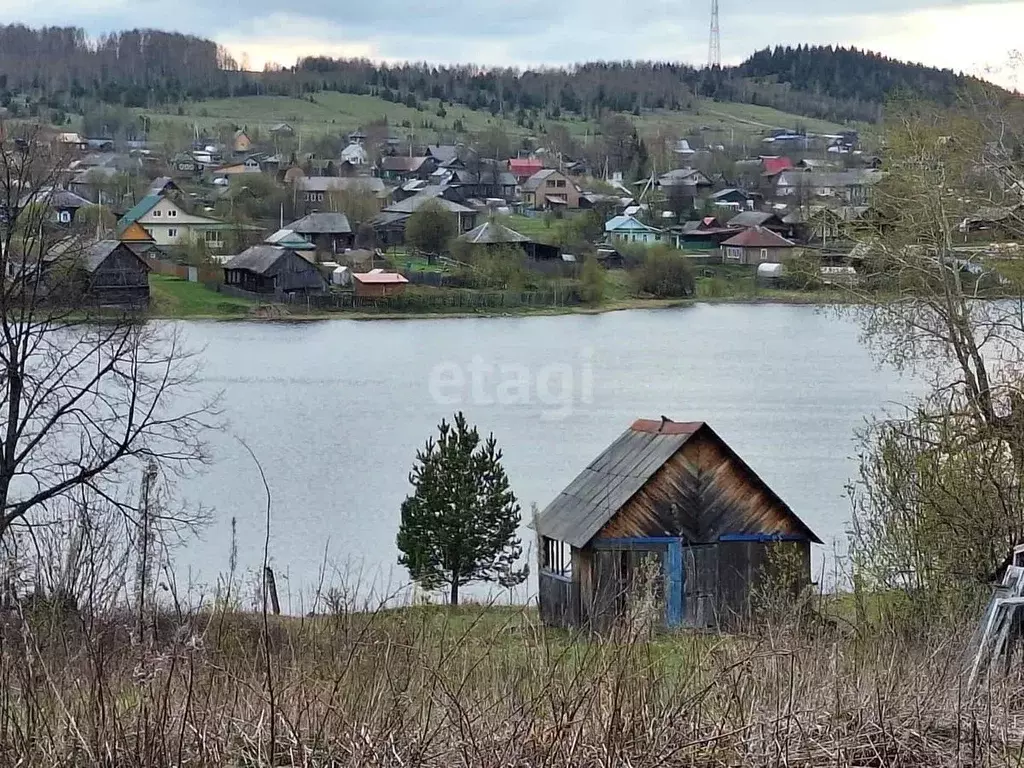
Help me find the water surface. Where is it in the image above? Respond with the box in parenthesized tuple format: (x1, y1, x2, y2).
(171, 305, 916, 608)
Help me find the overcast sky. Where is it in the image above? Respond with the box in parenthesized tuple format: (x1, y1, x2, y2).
(5, 0, 1023, 87)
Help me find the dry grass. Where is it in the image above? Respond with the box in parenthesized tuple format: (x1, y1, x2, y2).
(0, 595, 1021, 767)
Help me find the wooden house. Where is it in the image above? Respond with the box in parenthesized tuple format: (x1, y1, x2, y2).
(285, 212, 355, 254)
(16, 239, 152, 308)
(223, 246, 327, 295)
(720, 227, 796, 265)
(535, 418, 819, 631)
(456, 221, 560, 260)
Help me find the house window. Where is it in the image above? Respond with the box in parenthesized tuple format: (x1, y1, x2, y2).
(167, 228, 178, 239)
(153, 210, 162, 217)
(760, 248, 769, 261)
(555, 179, 566, 188)
(316, 193, 324, 202)
(56, 210, 71, 224)
(168, 209, 177, 218)
(542, 537, 572, 577)
(725, 247, 741, 261)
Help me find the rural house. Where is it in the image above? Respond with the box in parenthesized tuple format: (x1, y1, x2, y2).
(720, 227, 796, 264)
(378, 156, 437, 182)
(605, 214, 663, 245)
(508, 157, 544, 184)
(535, 418, 820, 631)
(456, 221, 561, 260)
(293, 177, 389, 215)
(117, 194, 233, 252)
(15, 239, 152, 308)
(233, 130, 253, 155)
(725, 210, 789, 233)
(285, 212, 355, 254)
(223, 246, 326, 295)
(522, 169, 582, 210)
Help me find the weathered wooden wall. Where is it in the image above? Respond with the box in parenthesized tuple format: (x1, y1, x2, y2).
(597, 431, 805, 543)
(538, 572, 577, 628)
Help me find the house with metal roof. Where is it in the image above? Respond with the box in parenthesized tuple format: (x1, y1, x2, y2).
(223, 246, 326, 295)
(720, 227, 796, 265)
(116, 195, 234, 252)
(605, 214, 663, 245)
(11, 238, 152, 308)
(284, 212, 355, 254)
(456, 220, 561, 260)
(535, 418, 820, 631)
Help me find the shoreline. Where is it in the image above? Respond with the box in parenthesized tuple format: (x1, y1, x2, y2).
(148, 292, 843, 322)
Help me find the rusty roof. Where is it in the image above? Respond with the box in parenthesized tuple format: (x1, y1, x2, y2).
(721, 226, 794, 248)
(535, 418, 820, 548)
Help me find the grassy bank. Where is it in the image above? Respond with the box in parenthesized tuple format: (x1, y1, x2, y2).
(149, 275, 256, 318)
(1, 597, 1015, 766)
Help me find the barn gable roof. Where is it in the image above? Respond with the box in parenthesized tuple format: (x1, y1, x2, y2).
(535, 418, 820, 548)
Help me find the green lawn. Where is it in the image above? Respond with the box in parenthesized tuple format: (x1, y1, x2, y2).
(140, 91, 853, 146)
(149, 275, 255, 317)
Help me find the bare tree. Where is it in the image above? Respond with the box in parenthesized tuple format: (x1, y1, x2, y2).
(0, 122, 214, 558)
(847, 97, 1024, 585)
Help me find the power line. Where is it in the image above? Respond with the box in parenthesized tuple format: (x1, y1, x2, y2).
(708, 0, 721, 68)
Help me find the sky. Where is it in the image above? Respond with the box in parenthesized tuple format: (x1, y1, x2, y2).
(5, 0, 1024, 88)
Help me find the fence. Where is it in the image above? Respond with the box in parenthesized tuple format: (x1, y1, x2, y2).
(269, 286, 582, 313)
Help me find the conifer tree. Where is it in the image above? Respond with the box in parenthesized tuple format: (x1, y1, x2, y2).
(397, 413, 526, 605)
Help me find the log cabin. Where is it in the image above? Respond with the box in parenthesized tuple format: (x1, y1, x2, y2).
(535, 418, 820, 632)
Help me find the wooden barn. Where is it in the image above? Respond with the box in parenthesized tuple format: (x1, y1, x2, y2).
(535, 418, 820, 631)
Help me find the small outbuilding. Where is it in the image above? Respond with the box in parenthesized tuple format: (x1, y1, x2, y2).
(353, 269, 409, 298)
(535, 418, 820, 632)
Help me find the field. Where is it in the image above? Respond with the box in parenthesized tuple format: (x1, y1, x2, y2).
(140, 91, 851, 146)
(2, 592, 1018, 767)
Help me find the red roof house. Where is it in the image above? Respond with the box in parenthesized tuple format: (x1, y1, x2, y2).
(761, 156, 794, 177)
(509, 158, 545, 183)
(720, 226, 795, 265)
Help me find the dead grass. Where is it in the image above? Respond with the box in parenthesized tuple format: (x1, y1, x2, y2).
(0, 594, 1020, 767)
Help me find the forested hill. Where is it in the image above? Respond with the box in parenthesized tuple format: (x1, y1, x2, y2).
(737, 45, 981, 104)
(0, 24, 1004, 127)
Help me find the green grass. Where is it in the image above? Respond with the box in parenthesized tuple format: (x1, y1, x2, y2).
(140, 91, 853, 146)
(149, 275, 255, 317)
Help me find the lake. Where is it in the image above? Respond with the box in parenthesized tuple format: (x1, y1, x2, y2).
(169, 304, 916, 610)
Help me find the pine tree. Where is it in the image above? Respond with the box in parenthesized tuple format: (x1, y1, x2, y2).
(397, 413, 526, 605)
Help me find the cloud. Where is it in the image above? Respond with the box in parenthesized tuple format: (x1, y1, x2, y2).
(1, 0, 1021, 85)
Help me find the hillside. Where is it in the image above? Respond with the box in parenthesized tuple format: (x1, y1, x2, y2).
(139, 92, 849, 146)
(0, 24, 1004, 133)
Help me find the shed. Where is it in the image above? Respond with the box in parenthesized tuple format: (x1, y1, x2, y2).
(353, 269, 409, 298)
(535, 418, 820, 631)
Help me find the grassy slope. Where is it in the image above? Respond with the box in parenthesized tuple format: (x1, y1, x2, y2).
(141, 92, 850, 144)
(149, 275, 255, 317)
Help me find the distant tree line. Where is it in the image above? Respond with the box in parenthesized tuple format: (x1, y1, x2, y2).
(0, 23, 1000, 127)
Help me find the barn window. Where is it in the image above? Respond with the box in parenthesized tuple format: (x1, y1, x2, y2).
(542, 537, 572, 576)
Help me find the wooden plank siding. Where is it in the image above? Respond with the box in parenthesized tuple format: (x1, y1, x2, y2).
(596, 430, 807, 543)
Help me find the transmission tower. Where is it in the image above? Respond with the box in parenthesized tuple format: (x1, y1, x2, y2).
(708, 0, 721, 68)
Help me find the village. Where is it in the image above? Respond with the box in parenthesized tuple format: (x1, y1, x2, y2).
(8, 118, 981, 315)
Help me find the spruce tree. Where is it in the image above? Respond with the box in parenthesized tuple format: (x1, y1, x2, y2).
(397, 413, 526, 605)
